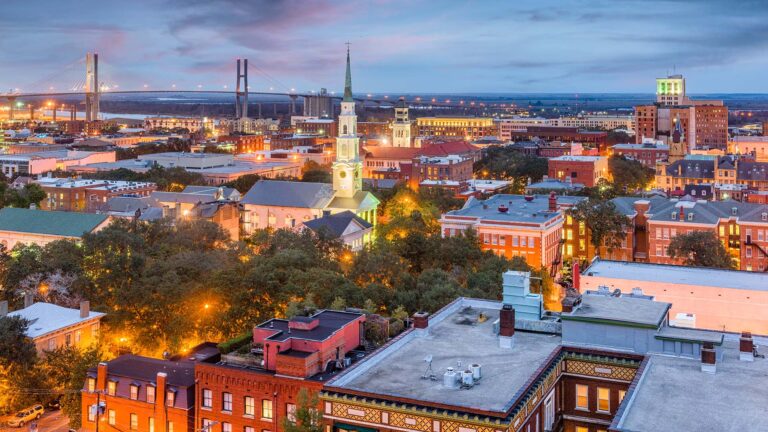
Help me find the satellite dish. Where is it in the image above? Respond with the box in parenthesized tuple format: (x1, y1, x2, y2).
(424, 355, 433, 363)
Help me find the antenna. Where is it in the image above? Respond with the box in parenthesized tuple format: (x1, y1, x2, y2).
(421, 354, 436, 380)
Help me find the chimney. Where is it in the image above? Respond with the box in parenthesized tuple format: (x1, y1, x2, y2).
(23, 292, 34, 308)
(412, 312, 429, 329)
(0, 300, 7, 317)
(701, 342, 716, 373)
(740, 331, 754, 362)
(498, 304, 515, 348)
(572, 261, 581, 291)
(80, 301, 90, 319)
(548, 191, 557, 211)
(156, 372, 168, 426)
(96, 362, 108, 392)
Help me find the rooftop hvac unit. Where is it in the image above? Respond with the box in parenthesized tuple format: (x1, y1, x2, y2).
(461, 370, 474, 388)
(470, 364, 482, 380)
(443, 368, 459, 389)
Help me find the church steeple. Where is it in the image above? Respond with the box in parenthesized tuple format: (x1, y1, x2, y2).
(343, 44, 353, 102)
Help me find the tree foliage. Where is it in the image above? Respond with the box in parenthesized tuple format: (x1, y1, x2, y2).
(283, 388, 323, 432)
(667, 231, 736, 269)
(567, 198, 630, 252)
(474, 147, 548, 193)
(608, 156, 655, 193)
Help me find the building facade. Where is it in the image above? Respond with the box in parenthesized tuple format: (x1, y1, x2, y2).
(416, 117, 495, 140)
(547, 156, 609, 188)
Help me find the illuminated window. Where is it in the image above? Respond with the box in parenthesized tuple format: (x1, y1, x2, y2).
(262, 399, 273, 419)
(168, 421, 174, 432)
(597, 387, 610, 412)
(130, 413, 138, 430)
(108, 410, 116, 426)
(202, 389, 212, 408)
(130, 384, 139, 400)
(87, 377, 96, 393)
(575, 384, 589, 410)
(223, 423, 232, 432)
(575, 427, 588, 432)
(167, 390, 176, 407)
(245, 396, 255, 416)
(618, 390, 627, 404)
(147, 386, 155, 404)
(223, 392, 233, 412)
(287, 403, 297, 422)
(149, 418, 155, 432)
(107, 380, 117, 396)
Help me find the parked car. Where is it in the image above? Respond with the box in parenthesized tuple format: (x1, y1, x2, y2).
(45, 396, 62, 411)
(6, 405, 44, 428)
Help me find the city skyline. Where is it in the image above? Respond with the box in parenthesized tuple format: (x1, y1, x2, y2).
(2, 0, 768, 94)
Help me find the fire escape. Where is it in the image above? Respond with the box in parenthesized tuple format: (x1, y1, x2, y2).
(745, 235, 768, 272)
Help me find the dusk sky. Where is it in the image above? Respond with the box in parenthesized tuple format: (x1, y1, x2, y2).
(2, 0, 768, 94)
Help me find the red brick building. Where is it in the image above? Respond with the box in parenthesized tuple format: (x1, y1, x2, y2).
(194, 310, 366, 432)
(408, 155, 473, 189)
(507, 126, 608, 151)
(609, 142, 670, 168)
(36, 178, 157, 212)
(547, 156, 609, 188)
(81, 345, 219, 432)
(217, 135, 266, 154)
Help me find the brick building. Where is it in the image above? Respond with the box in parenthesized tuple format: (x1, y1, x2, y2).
(609, 141, 669, 168)
(217, 135, 266, 154)
(505, 126, 608, 151)
(35, 177, 157, 212)
(409, 155, 473, 189)
(547, 156, 609, 188)
(656, 156, 768, 193)
(440, 194, 585, 271)
(194, 310, 365, 432)
(81, 345, 219, 432)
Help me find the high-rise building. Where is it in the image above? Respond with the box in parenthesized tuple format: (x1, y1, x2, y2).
(635, 74, 728, 150)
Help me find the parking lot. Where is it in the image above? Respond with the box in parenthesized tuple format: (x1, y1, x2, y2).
(0, 410, 69, 432)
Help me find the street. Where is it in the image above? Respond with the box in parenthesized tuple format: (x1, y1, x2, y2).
(0, 410, 70, 432)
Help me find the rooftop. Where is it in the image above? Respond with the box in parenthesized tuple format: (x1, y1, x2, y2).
(302, 210, 372, 238)
(328, 298, 562, 413)
(8, 302, 105, 338)
(257, 310, 363, 342)
(583, 259, 768, 292)
(97, 355, 197, 387)
(443, 194, 584, 224)
(0, 208, 108, 237)
(242, 180, 334, 209)
(563, 293, 671, 328)
(549, 155, 605, 162)
(616, 338, 768, 431)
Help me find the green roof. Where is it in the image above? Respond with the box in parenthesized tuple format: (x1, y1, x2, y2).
(0, 208, 108, 238)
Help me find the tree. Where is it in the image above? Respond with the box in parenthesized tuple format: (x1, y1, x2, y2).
(568, 199, 630, 253)
(0, 316, 37, 368)
(474, 147, 548, 193)
(667, 231, 736, 269)
(608, 156, 654, 193)
(283, 388, 323, 432)
(38, 345, 104, 429)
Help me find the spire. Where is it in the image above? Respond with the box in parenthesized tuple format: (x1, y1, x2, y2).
(343, 44, 353, 102)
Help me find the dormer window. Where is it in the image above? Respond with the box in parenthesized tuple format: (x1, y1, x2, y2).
(731, 207, 738, 216)
(129, 383, 139, 400)
(688, 212, 694, 221)
(762, 212, 768, 221)
(671, 211, 677, 220)
(107, 379, 117, 396)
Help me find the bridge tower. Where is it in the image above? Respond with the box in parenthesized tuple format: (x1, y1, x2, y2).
(235, 58, 248, 119)
(84, 52, 100, 122)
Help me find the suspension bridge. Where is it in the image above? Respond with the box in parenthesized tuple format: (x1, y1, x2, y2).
(0, 53, 499, 122)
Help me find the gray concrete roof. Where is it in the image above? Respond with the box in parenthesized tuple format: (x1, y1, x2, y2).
(328, 298, 562, 413)
(444, 194, 584, 224)
(563, 293, 671, 327)
(655, 326, 724, 345)
(241, 180, 334, 209)
(584, 259, 768, 292)
(617, 339, 768, 431)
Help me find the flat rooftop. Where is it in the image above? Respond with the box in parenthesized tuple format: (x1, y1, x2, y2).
(564, 293, 671, 328)
(328, 298, 562, 413)
(617, 339, 768, 431)
(584, 259, 768, 292)
(258, 310, 363, 342)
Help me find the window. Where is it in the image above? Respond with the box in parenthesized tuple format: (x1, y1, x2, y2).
(597, 387, 610, 412)
(223, 422, 232, 432)
(245, 396, 255, 416)
(87, 377, 96, 392)
(575, 427, 588, 432)
(575, 384, 589, 410)
(223, 392, 233, 412)
(544, 392, 554, 431)
(108, 410, 116, 425)
(167, 390, 176, 407)
(618, 390, 627, 404)
(107, 380, 117, 396)
(147, 385, 156, 404)
(75, 330, 82, 344)
(747, 247, 753, 258)
(130, 384, 139, 400)
(65, 332, 72, 346)
(48, 338, 56, 351)
(262, 399, 273, 420)
(87, 405, 96, 422)
(202, 419, 214, 430)
(130, 413, 138, 430)
(286, 403, 297, 422)
(168, 421, 174, 432)
(245, 428, 255, 432)
(202, 389, 212, 408)
(149, 418, 155, 432)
